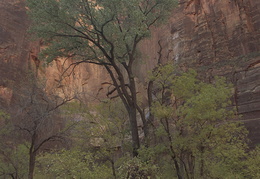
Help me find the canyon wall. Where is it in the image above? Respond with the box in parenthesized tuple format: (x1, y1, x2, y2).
(139, 0, 260, 145)
(0, 0, 110, 110)
(0, 0, 259, 144)
(171, 0, 260, 146)
(139, 0, 260, 74)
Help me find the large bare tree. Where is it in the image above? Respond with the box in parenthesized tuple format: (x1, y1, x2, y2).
(9, 73, 74, 179)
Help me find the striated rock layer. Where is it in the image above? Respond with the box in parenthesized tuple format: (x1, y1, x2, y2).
(0, 0, 110, 109)
(139, 0, 260, 146)
(170, 0, 260, 146)
(0, 0, 259, 144)
(0, 0, 30, 108)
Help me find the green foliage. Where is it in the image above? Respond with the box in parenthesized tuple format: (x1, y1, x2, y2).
(27, 0, 177, 159)
(36, 149, 112, 179)
(93, 100, 130, 149)
(242, 146, 260, 178)
(117, 156, 158, 179)
(59, 100, 132, 178)
(70, 99, 130, 150)
(0, 110, 9, 120)
(149, 64, 254, 178)
(0, 110, 10, 136)
(23, 1, 260, 174)
(34, 65, 259, 179)
(0, 144, 29, 178)
(27, 0, 177, 63)
(0, 111, 28, 178)
(60, 101, 89, 115)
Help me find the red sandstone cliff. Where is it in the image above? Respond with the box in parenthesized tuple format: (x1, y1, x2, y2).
(138, 0, 260, 145)
(0, 0, 259, 143)
(0, 0, 110, 109)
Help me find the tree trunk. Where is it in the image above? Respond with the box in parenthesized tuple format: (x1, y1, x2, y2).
(169, 140, 182, 179)
(127, 66, 141, 157)
(128, 106, 140, 157)
(200, 145, 205, 177)
(110, 159, 117, 179)
(164, 119, 183, 179)
(28, 150, 36, 179)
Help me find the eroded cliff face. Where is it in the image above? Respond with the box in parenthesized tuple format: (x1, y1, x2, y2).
(173, 0, 260, 66)
(0, 0, 29, 108)
(139, 0, 260, 73)
(0, 1, 259, 143)
(139, 0, 260, 145)
(171, 0, 260, 146)
(44, 59, 110, 103)
(0, 0, 110, 109)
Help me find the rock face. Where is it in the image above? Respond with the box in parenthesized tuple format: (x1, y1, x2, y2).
(0, 0, 110, 109)
(169, 0, 260, 146)
(0, 1, 259, 144)
(140, 0, 260, 71)
(171, 0, 260, 66)
(44, 59, 110, 103)
(138, 0, 260, 145)
(0, 0, 30, 108)
(236, 66, 260, 146)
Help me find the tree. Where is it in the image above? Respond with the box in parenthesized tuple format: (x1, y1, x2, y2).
(62, 99, 131, 179)
(0, 111, 28, 179)
(26, 0, 177, 156)
(36, 99, 161, 179)
(7, 72, 75, 179)
(0, 143, 29, 179)
(149, 64, 253, 179)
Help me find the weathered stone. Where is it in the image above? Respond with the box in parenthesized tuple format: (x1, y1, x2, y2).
(138, 0, 260, 145)
(0, 0, 259, 145)
(0, 0, 110, 107)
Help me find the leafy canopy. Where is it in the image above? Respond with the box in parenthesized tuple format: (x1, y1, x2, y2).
(37, 149, 112, 179)
(27, 0, 176, 64)
(149, 64, 256, 178)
